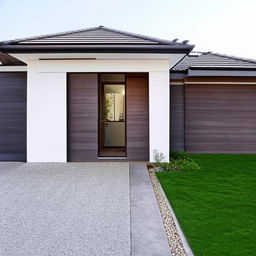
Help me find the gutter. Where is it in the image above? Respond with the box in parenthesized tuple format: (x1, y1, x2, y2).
(0, 44, 194, 54)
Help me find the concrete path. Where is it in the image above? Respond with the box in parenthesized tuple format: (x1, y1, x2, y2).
(0, 162, 130, 256)
(0, 162, 170, 256)
(130, 164, 171, 256)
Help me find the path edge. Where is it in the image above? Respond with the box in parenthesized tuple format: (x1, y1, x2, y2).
(149, 171, 194, 256)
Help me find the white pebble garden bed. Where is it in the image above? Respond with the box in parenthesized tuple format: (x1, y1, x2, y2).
(149, 169, 194, 256)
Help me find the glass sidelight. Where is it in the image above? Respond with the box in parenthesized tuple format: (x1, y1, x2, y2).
(99, 74, 126, 157)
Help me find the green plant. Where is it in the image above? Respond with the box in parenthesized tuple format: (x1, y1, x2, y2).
(170, 150, 191, 161)
(153, 149, 165, 163)
(103, 94, 114, 121)
(156, 158, 200, 172)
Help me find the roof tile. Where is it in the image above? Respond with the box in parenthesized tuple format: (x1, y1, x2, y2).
(172, 52, 256, 71)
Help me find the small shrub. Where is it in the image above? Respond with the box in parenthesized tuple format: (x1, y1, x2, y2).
(156, 158, 200, 172)
(170, 150, 191, 161)
(153, 150, 200, 172)
(153, 149, 165, 163)
(175, 159, 200, 171)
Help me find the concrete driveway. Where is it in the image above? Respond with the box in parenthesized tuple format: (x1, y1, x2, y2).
(0, 162, 130, 256)
(0, 162, 170, 256)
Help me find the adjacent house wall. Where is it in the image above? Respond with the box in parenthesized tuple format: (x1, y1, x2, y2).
(0, 72, 27, 161)
(185, 77, 256, 153)
(170, 81, 185, 151)
(170, 75, 256, 154)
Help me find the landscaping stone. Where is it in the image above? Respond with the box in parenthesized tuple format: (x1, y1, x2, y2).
(149, 169, 193, 256)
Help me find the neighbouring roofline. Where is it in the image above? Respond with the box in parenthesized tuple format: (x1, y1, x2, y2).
(171, 51, 256, 72)
(0, 52, 26, 66)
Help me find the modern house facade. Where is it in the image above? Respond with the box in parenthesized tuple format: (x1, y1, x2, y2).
(0, 26, 256, 162)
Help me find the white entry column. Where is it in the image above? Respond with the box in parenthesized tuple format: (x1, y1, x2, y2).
(27, 62, 67, 162)
(149, 71, 170, 162)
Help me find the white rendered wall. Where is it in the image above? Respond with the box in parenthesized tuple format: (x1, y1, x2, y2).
(27, 64, 66, 162)
(25, 56, 181, 162)
(149, 72, 170, 162)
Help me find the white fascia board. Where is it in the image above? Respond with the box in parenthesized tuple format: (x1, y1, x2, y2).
(11, 53, 185, 69)
(29, 59, 170, 73)
(0, 66, 27, 72)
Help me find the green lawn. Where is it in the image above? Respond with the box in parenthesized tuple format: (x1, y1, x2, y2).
(156, 154, 256, 256)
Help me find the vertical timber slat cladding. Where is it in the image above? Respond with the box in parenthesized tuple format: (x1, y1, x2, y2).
(68, 73, 98, 161)
(126, 73, 149, 161)
(170, 83, 185, 151)
(185, 77, 256, 153)
(0, 72, 27, 161)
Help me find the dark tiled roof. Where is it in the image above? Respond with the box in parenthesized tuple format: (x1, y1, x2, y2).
(0, 52, 25, 66)
(172, 52, 256, 71)
(1, 26, 189, 46)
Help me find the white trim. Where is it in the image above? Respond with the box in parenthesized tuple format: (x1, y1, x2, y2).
(170, 82, 184, 85)
(28, 59, 171, 73)
(188, 69, 256, 77)
(0, 66, 27, 72)
(191, 65, 256, 69)
(185, 81, 256, 85)
(11, 53, 185, 67)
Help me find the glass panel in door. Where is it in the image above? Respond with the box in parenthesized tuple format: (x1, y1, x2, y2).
(99, 82, 126, 157)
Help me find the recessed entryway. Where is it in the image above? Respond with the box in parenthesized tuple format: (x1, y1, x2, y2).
(67, 72, 149, 162)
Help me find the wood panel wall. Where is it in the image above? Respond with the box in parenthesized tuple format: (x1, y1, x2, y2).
(126, 73, 149, 161)
(0, 72, 27, 161)
(185, 80, 256, 153)
(170, 83, 185, 151)
(67, 73, 98, 161)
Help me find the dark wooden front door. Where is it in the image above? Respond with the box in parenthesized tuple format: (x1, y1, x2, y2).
(0, 72, 27, 161)
(67, 73, 98, 161)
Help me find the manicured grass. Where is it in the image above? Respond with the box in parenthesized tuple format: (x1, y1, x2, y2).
(156, 154, 256, 256)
